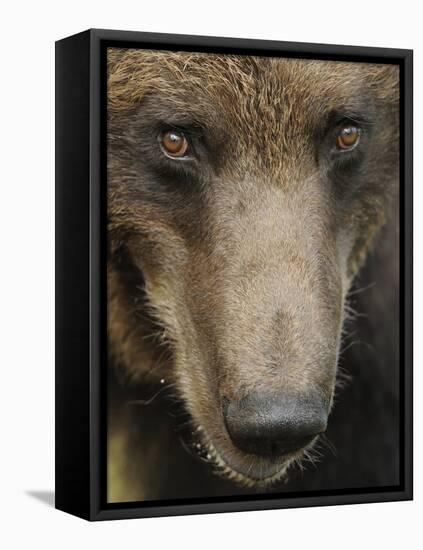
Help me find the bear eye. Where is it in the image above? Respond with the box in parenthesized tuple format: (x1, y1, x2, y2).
(336, 125, 361, 151)
(159, 130, 189, 158)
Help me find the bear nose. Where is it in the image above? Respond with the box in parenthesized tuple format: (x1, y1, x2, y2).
(223, 391, 328, 457)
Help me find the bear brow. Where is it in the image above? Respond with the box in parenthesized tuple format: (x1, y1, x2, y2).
(327, 106, 375, 128)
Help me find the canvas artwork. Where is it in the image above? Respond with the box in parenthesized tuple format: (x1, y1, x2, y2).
(106, 48, 401, 503)
(55, 30, 412, 520)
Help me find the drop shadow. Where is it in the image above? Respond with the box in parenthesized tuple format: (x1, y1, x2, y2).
(26, 490, 55, 508)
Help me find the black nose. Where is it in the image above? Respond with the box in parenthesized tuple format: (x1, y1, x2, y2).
(223, 391, 328, 457)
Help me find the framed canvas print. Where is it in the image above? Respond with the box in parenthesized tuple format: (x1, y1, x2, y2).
(55, 29, 413, 521)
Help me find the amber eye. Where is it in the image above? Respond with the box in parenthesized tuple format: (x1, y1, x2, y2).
(160, 130, 189, 158)
(336, 126, 361, 151)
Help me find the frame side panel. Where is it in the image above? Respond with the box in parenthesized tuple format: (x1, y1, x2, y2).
(55, 30, 91, 520)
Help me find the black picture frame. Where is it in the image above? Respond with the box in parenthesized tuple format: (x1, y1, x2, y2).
(55, 28, 413, 521)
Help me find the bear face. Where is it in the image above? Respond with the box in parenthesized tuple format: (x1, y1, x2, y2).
(107, 49, 399, 487)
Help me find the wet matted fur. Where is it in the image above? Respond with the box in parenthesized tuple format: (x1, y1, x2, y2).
(106, 48, 399, 502)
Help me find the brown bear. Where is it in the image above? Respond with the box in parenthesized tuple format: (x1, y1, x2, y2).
(106, 48, 400, 502)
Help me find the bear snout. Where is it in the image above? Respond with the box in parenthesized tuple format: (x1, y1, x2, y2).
(222, 390, 328, 458)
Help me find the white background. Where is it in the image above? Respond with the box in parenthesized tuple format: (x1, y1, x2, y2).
(0, 1, 420, 548)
